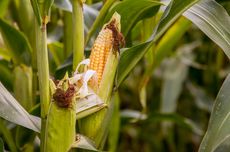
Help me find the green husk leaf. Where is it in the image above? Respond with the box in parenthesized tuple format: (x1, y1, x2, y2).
(45, 102, 76, 151)
(45, 75, 76, 152)
(71, 134, 98, 151)
(76, 93, 107, 120)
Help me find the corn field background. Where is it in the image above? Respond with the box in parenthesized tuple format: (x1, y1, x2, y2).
(0, 0, 230, 151)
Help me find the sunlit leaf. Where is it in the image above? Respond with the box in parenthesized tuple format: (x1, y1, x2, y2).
(117, 43, 150, 87)
(199, 74, 230, 152)
(117, 0, 199, 87)
(0, 82, 40, 132)
(152, 0, 199, 40)
(184, 0, 230, 59)
(104, 0, 162, 37)
(153, 17, 191, 67)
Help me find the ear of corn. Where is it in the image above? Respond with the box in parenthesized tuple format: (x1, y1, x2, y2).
(79, 12, 123, 149)
(89, 28, 113, 84)
(45, 75, 76, 152)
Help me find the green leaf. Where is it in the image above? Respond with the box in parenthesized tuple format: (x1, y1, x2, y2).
(0, 19, 32, 65)
(30, 0, 42, 25)
(146, 113, 203, 136)
(108, 93, 120, 152)
(199, 73, 230, 152)
(153, 17, 191, 67)
(117, 42, 151, 87)
(117, 0, 199, 87)
(45, 0, 54, 18)
(0, 119, 17, 152)
(0, 82, 40, 132)
(0, 48, 11, 61)
(0, 0, 10, 17)
(85, 0, 115, 45)
(0, 60, 13, 91)
(105, 0, 162, 37)
(0, 138, 4, 152)
(48, 42, 65, 66)
(152, 0, 199, 40)
(184, 0, 230, 59)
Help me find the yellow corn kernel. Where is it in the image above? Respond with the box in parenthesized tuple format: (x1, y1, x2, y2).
(89, 28, 113, 84)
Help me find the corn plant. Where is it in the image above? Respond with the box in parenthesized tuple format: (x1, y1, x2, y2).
(0, 0, 229, 152)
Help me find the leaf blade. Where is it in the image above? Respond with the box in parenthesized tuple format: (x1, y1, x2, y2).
(117, 0, 199, 87)
(0, 19, 32, 65)
(199, 74, 230, 152)
(0, 82, 40, 132)
(183, 0, 230, 59)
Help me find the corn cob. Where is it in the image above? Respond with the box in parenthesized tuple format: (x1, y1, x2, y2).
(89, 28, 114, 84)
(79, 13, 124, 149)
